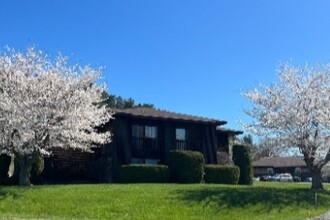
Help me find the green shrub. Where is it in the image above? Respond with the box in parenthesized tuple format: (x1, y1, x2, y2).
(8, 154, 45, 185)
(31, 155, 44, 184)
(232, 144, 253, 185)
(0, 154, 11, 184)
(168, 150, 204, 183)
(204, 164, 240, 184)
(118, 164, 169, 183)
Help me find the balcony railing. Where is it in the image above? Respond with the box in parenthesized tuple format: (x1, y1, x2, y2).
(131, 138, 204, 160)
(176, 140, 203, 153)
(132, 137, 162, 159)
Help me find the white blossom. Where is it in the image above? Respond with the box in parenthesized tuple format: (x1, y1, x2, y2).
(0, 47, 112, 157)
(244, 63, 330, 189)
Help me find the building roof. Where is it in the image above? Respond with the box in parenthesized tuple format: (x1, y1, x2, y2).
(217, 127, 243, 136)
(110, 107, 227, 125)
(253, 157, 306, 168)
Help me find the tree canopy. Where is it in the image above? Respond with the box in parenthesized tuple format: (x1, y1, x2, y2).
(239, 135, 279, 161)
(100, 92, 155, 109)
(0, 47, 112, 185)
(244, 63, 330, 190)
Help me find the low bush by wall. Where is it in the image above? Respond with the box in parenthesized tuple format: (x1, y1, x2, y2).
(118, 164, 169, 183)
(31, 154, 45, 184)
(204, 164, 240, 184)
(168, 150, 204, 183)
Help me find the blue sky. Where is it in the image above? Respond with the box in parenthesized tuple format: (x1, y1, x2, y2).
(1, 1, 330, 132)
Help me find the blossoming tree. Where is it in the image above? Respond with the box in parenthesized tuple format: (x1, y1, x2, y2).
(244, 63, 330, 190)
(0, 48, 112, 186)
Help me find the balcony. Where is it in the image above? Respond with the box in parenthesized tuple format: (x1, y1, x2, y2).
(131, 137, 204, 161)
(176, 140, 203, 153)
(132, 137, 162, 159)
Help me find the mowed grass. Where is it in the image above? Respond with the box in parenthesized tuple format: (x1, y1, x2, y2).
(0, 182, 329, 220)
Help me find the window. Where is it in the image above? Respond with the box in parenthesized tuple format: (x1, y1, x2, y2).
(176, 128, 186, 150)
(176, 128, 186, 141)
(131, 124, 159, 160)
(132, 125, 157, 139)
(145, 126, 157, 139)
(267, 168, 274, 176)
(132, 125, 144, 138)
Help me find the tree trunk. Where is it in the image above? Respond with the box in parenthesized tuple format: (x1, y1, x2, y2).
(311, 169, 323, 190)
(16, 154, 33, 186)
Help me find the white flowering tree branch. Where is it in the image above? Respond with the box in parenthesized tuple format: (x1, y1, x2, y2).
(0, 47, 112, 185)
(244, 63, 330, 190)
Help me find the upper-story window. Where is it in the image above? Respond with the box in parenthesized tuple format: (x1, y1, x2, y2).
(176, 128, 186, 150)
(176, 128, 186, 141)
(145, 126, 157, 139)
(132, 125, 144, 138)
(132, 125, 157, 139)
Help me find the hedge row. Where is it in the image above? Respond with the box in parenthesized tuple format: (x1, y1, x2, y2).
(118, 150, 241, 185)
(118, 164, 169, 183)
(168, 150, 204, 183)
(204, 164, 239, 184)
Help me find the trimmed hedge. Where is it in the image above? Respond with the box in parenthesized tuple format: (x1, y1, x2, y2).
(168, 150, 204, 183)
(118, 164, 169, 183)
(232, 144, 253, 185)
(204, 164, 240, 184)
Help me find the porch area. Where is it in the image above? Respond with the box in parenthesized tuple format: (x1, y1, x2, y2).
(130, 137, 204, 163)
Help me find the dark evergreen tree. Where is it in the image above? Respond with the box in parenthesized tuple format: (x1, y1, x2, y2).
(100, 92, 154, 109)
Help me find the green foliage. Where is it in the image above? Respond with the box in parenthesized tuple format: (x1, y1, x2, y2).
(118, 164, 169, 183)
(0, 154, 11, 184)
(31, 155, 44, 184)
(233, 144, 253, 185)
(9, 154, 45, 185)
(204, 164, 240, 184)
(168, 150, 204, 183)
(242, 134, 253, 146)
(100, 91, 155, 109)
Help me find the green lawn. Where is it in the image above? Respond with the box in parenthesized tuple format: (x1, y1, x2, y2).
(0, 182, 329, 219)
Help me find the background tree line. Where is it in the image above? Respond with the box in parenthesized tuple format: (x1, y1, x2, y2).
(100, 92, 155, 109)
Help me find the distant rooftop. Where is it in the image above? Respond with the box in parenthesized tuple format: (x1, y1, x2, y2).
(110, 107, 227, 125)
(253, 157, 306, 168)
(217, 127, 243, 135)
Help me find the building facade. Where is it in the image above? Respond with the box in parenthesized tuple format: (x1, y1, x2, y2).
(43, 108, 242, 183)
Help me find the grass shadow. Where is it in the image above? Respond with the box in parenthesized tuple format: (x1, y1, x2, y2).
(0, 186, 27, 201)
(174, 185, 330, 213)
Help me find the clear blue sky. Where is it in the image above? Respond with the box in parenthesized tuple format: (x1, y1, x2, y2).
(1, 1, 330, 132)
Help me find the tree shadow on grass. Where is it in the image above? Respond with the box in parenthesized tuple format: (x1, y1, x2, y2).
(174, 186, 330, 213)
(0, 187, 26, 201)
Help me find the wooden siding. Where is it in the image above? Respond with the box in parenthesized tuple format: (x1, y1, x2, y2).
(43, 147, 103, 183)
(42, 111, 232, 183)
(113, 116, 218, 165)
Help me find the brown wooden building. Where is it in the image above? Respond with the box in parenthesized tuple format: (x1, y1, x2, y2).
(43, 108, 242, 183)
(217, 128, 243, 153)
(253, 157, 310, 179)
